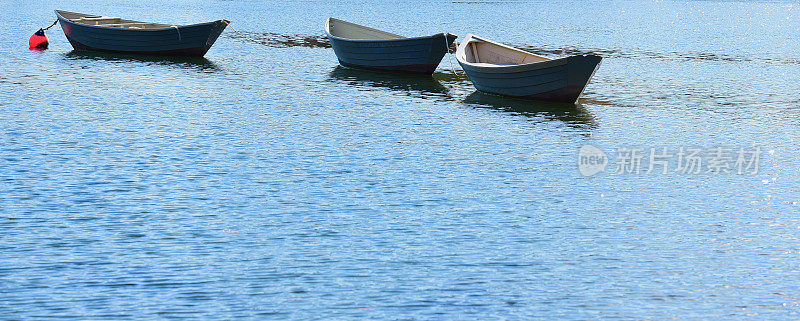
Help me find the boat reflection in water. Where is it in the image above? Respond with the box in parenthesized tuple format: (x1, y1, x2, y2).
(63, 51, 220, 72)
(328, 66, 451, 100)
(463, 91, 596, 129)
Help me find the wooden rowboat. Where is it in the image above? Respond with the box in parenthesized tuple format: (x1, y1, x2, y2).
(456, 34, 602, 103)
(324, 18, 456, 74)
(55, 10, 228, 57)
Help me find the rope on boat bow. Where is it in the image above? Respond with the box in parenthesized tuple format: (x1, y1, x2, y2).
(222, 21, 261, 44)
(444, 33, 462, 77)
(43, 20, 58, 30)
(170, 26, 181, 42)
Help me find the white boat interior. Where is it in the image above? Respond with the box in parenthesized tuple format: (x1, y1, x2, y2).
(326, 18, 404, 40)
(463, 36, 551, 66)
(57, 10, 174, 29)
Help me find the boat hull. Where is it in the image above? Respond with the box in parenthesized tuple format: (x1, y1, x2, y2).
(56, 12, 228, 57)
(327, 33, 456, 75)
(459, 55, 602, 103)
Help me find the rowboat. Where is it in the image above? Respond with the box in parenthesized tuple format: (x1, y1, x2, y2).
(455, 34, 602, 103)
(324, 18, 456, 74)
(55, 10, 228, 57)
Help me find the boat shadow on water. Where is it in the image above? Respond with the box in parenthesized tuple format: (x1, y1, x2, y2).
(463, 91, 596, 129)
(328, 66, 451, 100)
(63, 51, 221, 72)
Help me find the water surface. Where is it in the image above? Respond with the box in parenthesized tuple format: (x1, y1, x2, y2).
(2, 0, 800, 319)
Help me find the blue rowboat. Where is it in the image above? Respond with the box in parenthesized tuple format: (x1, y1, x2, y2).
(456, 34, 601, 103)
(55, 10, 228, 57)
(324, 18, 456, 74)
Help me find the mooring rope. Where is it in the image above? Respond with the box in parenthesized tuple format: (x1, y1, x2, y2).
(43, 20, 58, 30)
(170, 26, 181, 42)
(222, 21, 261, 44)
(443, 33, 462, 77)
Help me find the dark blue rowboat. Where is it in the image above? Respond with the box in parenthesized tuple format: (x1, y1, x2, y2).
(55, 10, 228, 57)
(324, 18, 456, 74)
(456, 34, 601, 103)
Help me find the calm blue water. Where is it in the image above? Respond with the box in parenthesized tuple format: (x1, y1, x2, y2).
(2, 0, 800, 319)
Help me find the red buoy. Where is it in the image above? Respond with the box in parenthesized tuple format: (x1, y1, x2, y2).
(29, 28, 49, 50)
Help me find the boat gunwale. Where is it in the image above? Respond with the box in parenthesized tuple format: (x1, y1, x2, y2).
(456, 34, 579, 72)
(324, 17, 455, 44)
(55, 10, 228, 32)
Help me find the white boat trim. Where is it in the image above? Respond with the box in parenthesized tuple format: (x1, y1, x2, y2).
(456, 34, 568, 74)
(324, 17, 450, 43)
